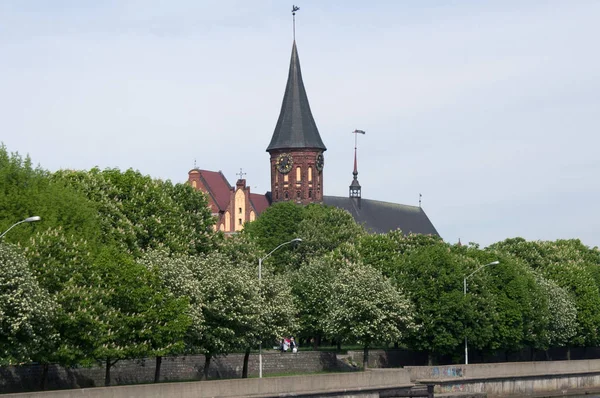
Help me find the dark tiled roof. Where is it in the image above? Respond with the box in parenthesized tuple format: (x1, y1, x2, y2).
(197, 170, 231, 212)
(250, 193, 270, 215)
(267, 41, 326, 152)
(323, 196, 439, 236)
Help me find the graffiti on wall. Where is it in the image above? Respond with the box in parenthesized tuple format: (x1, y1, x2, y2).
(431, 366, 464, 378)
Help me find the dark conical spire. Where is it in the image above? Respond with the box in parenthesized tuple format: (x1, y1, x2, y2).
(267, 41, 326, 152)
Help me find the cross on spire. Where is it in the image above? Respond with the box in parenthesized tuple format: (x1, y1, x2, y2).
(236, 168, 247, 180)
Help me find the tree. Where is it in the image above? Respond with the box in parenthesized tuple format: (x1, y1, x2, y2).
(292, 204, 365, 267)
(52, 167, 215, 257)
(91, 248, 191, 386)
(213, 234, 297, 378)
(290, 257, 336, 349)
(0, 144, 102, 247)
(491, 238, 600, 350)
(324, 260, 415, 369)
(393, 242, 490, 364)
(243, 201, 305, 269)
(0, 243, 57, 367)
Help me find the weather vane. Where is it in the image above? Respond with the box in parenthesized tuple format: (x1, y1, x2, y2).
(237, 168, 247, 180)
(292, 5, 300, 40)
(419, 193, 422, 208)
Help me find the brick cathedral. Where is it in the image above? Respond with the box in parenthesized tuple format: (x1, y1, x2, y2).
(188, 39, 438, 236)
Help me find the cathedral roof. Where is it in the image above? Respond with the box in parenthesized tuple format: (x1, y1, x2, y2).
(323, 196, 439, 236)
(267, 41, 327, 152)
(196, 169, 232, 212)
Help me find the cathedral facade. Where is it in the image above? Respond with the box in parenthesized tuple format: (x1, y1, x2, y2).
(188, 39, 438, 236)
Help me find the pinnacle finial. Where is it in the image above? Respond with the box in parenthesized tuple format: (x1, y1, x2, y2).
(292, 5, 300, 40)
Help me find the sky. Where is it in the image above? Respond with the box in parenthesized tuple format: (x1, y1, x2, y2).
(1, 1, 599, 248)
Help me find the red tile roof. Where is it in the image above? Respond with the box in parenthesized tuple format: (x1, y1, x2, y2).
(250, 193, 270, 215)
(197, 170, 231, 212)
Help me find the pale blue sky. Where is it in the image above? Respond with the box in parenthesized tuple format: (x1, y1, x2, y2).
(1, 1, 599, 248)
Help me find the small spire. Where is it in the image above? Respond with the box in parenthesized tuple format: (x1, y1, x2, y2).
(419, 193, 422, 208)
(193, 158, 197, 169)
(350, 130, 365, 199)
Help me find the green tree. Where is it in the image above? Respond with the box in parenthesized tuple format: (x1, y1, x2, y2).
(491, 238, 600, 350)
(292, 204, 365, 266)
(0, 144, 102, 247)
(393, 243, 489, 364)
(243, 201, 305, 269)
(324, 261, 415, 369)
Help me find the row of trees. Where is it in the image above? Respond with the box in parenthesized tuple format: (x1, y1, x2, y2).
(1, 144, 600, 390)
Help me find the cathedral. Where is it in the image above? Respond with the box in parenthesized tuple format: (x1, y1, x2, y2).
(188, 39, 438, 236)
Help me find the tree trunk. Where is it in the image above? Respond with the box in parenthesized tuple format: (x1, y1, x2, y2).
(545, 349, 551, 361)
(154, 356, 162, 383)
(427, 352, 434, 366)
(40, 363, 49, 391)
(567, 347, 571, 361)
(336, 340, 341, 351)
(203, 354, 212, 380)
(242, 347, 250, 378)
(362, 346, 369, 370)
(105, 357, 111, 386)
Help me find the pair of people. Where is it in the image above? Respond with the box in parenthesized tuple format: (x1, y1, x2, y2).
(281, 337, 297, 353)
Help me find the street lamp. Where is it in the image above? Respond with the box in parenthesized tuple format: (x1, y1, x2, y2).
(258, 237, 302, 378)
(0, 216, 42, 239)
(463, 260, 499, 365)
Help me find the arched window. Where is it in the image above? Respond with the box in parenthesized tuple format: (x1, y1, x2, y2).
(192, 180, 197, 188)
(308, 190, 312, 198)
(296, 191, 301, 200)
(296, 167, 301, 181)
(308, 167, 312, 182)
(284, 191, 289, 199)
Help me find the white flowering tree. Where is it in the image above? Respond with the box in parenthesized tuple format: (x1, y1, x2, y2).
(138, 249, 205, 381)
(0, 243, 57, 367)
(534, 273, 578, 355)
(324, 261, 415, 369)
(52, 167, 215, 257)
(290, 256, 336, 349)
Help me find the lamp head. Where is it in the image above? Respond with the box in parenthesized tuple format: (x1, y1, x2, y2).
(292, 238, 302, 243)
(24, 216, 41, 223)
(489, 260, 500, 266)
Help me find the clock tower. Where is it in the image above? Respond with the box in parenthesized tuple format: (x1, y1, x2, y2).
(267, 41, 327, 205)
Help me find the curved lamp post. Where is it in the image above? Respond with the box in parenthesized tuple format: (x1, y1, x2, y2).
(258, 237, 302, 378)
(0, 216, 41, 239)
(463, 260, 499, 365)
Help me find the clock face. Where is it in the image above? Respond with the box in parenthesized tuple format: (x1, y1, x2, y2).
(276, 153, 293, 174)
(316, 153, 324, 171)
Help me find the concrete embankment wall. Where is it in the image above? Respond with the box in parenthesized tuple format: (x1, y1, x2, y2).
(0, 369, 414, 398)
(405, 359, 600, 396)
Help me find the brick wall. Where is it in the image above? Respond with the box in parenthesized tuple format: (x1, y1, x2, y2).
(0, 351, 339, 394)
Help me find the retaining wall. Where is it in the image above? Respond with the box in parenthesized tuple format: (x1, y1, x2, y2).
(0, 351, 339, 394)
(406, 359, 600, 396)
(0, 369, 414, 398)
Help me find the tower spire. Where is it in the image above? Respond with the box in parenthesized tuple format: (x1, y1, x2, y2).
(350, 129, 365, 198)
(292, 5, 299, 41)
